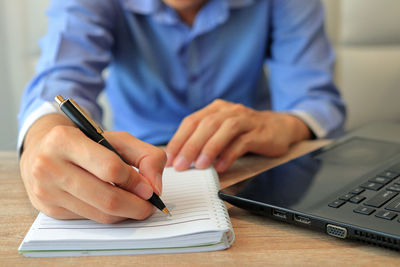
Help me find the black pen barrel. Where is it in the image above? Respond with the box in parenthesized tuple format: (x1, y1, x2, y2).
(148, 193, 166, 210)
(60, 100, 103, 143)
(98, 138, 130, 165)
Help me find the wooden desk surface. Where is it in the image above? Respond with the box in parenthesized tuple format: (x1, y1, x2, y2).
(1, 140, 399, 266)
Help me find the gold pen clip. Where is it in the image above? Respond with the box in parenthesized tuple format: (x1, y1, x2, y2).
(55, 94, 104, 135)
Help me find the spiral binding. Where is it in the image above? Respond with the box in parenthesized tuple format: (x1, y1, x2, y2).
(206, 168, 235, 246)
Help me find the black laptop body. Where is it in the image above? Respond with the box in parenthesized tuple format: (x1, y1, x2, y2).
(219, 122, 400, 250)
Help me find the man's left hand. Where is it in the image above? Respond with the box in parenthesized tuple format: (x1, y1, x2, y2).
(166, 99, 311, 173)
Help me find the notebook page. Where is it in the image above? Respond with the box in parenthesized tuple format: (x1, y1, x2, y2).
(23, 167, 232, 245)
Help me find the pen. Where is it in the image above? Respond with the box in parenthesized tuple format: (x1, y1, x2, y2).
(55, 94, 171, 217)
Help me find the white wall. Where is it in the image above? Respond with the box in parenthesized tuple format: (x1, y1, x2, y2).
(0, 0, 49, 150)
(0, 0, 17, 150)
(323, 0, 400, 130)
(0, 0, 110, 150)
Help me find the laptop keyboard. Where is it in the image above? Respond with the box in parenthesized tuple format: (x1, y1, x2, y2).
(328, 162, 400, 222)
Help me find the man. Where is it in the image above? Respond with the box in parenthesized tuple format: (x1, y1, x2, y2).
(18, 0, 346, 223)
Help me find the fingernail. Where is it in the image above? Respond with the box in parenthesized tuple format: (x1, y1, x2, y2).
(155, 173, 163, 195)
(195, 154, 211, 169)
(174, 155, 190, 170)
(166, 152, 173, 166)
(134, 181, 154, 200)
(214, 160, 227, 172)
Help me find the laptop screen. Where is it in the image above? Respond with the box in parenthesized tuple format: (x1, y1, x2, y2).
(220, 137, 400, 212)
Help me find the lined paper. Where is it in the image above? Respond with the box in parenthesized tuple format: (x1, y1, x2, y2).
(20, 167, 234, 255)
(35, 167, 215, 229)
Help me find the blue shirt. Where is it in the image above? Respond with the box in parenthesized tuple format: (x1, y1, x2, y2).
(18, 0, 346, 146)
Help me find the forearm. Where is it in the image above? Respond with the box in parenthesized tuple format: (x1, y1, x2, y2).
(268, 0, 346, 138)
(18, 0, 116, 153)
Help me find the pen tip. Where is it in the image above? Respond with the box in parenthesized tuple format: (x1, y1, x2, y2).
(162, 207, 172, 217)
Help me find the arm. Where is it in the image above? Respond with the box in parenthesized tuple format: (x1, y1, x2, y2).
(18, 0, 115, 145)
(267, 0, 346, 138)
(19, 0, 166, 223)
(166, 0, 345, 172)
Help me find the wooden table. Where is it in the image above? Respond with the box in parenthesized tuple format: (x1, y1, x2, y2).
(1, 140, 399, 266)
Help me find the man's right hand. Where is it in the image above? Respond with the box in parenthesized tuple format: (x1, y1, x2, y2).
(20, 114, 167, 224)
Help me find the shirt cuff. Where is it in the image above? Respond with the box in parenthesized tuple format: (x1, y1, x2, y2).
(17, 101, 62, 156)
(287, 110, 327, 139)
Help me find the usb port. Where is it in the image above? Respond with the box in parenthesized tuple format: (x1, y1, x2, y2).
(294, 214, 311, 225)
(272, 209, 287, 219)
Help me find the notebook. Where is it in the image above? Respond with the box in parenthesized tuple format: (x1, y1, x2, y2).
(19, 167, 235, 257)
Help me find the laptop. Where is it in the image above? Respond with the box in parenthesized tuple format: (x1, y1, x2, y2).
(218, 122, 400, 250)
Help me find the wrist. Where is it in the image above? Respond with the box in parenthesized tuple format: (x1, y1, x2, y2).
(284, 114, 312, 144)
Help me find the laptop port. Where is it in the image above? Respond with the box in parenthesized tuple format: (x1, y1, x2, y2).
(326, 224, 348, 239)
(272, 209, 287, 219)
(294, 214, 311, 225)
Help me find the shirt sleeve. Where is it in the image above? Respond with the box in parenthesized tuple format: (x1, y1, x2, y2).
(266, 0, 346, 138)
(17, 0, 116, 152)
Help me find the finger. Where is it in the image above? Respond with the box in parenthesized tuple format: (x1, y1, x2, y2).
(214, 133, 254, 173)
(165, 114, 201, 167)
(28, 157, 126, 223)
(31, 178, 126, 224)
(28, 175, 83, 221)
(41, 198, 126, 224)
(44, 126, 154, 199)
(195, 117, 251, 169)
(104, 131, 167, 195)
(40, 204, 84, 220)
(173, 114, 225, 171)
(61, 161, 154, 220)
(55, 191, 129, 224)
(166, 100, 224, 166)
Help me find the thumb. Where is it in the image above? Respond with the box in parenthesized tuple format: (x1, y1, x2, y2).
(121, 168, 154, 200)
(104, 131, 167, 195)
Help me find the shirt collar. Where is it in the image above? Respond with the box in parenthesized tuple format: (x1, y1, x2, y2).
(122, 0, 255, 15)
(122, 0, 256, 39)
